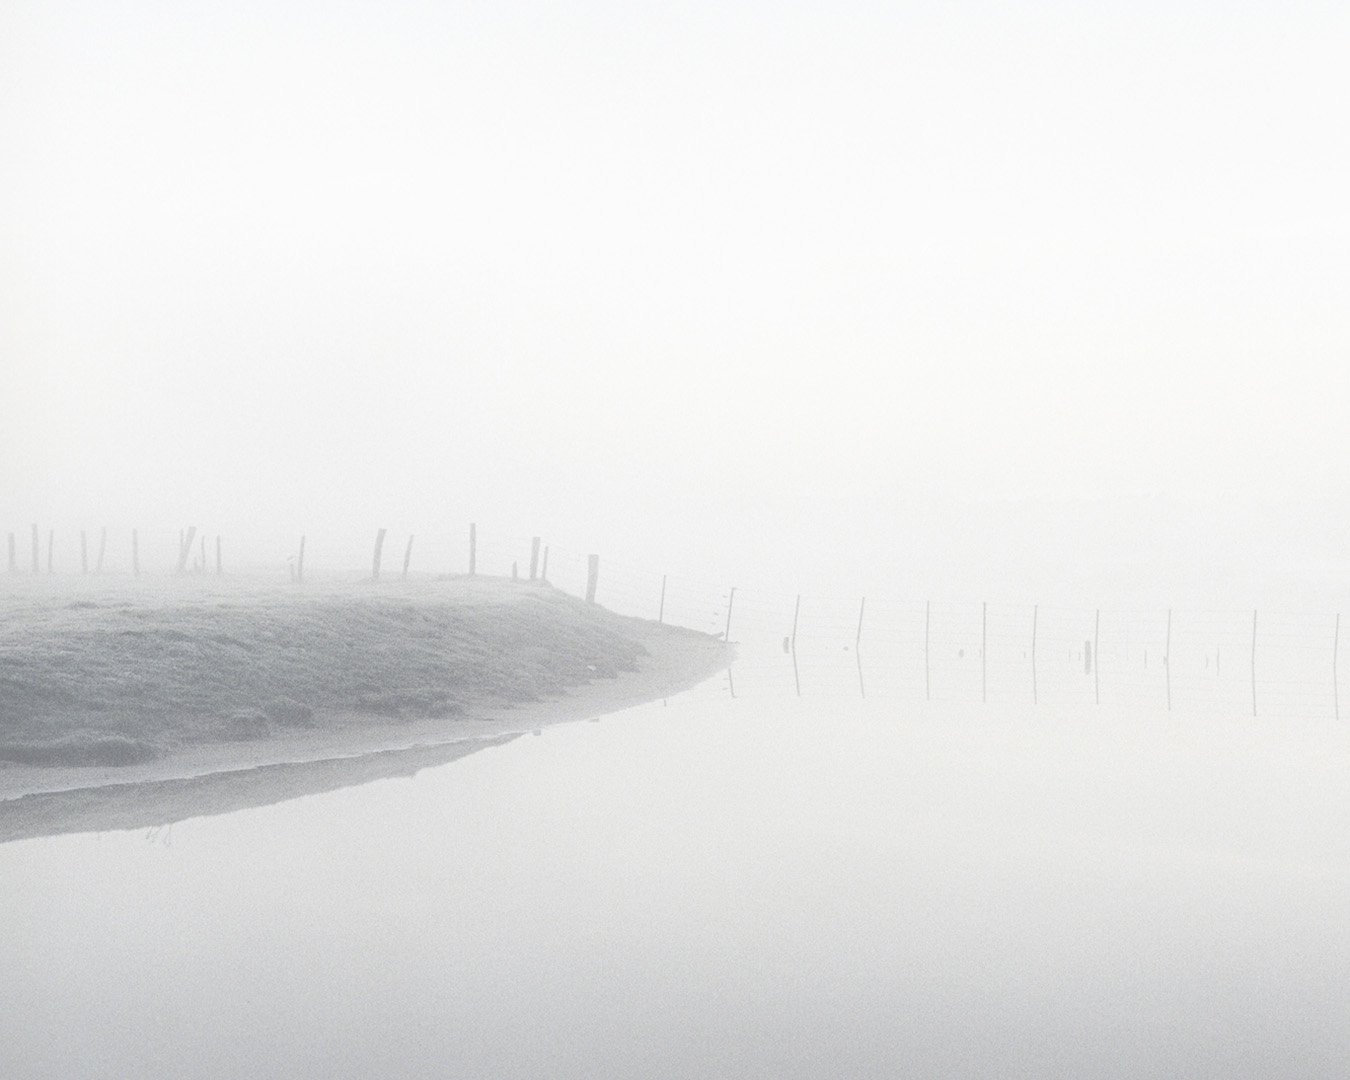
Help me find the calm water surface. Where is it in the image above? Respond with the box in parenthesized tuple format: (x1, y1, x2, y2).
(2, 669, 1349, 1079)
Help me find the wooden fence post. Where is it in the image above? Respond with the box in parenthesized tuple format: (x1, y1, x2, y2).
(469, 524, 477, 575)
(297, 536, 306, 582)
(402, 535, 415, 579)
(1094, 608, 1101, 705)
(81, 530, 88, 574)
(856, 597, 865, 651)
(372, 528, 387, 580)
(791, 595, 801, 653)
(982, 601, 987, 703)
(529, 537, 540, 580)
(176, 527, 197, 574)
(1031, 604, 1038, 705)
(1165, 609, 1172, 712)
(1251, 609, 1258, 717)
(925, 600, 931, 702)
(1335, 614, 1341, 722)
(96, 527, 107, 573)
(658, 575, 667, 624)
(585, 554, 599, 603)
(30, 524, 39, 573)
(132, 529, 140, 577)
(723, 586, 736, 640)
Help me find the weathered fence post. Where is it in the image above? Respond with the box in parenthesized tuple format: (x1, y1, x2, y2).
(81, 530, 88, 574)
(982, 601, 987, 704)
(402, 535, 414, 579)
(371, 528, 387, 580)
(1031, 604, 1038, 705)
(176, 527, 197, 574)
(96, 527, 107, 573)
(1094, 608, 1101, 705)
(297, 536, 306, 582)
(856, 597, 866, 651)
(585, 554, 599, 603)
(925, 600, 931, 702)
(529, 537, 540, 580)
(723, 586, 736, 640)
(1251, 609, 1258, 717)
(791, 595, 801, 653)
(6, 532, 14, 573)
(1335, 613, 1341, 722)
(132, 529, 140, 577)
(658, 575, 667, 624)
(1165, 609, 1172, 712)
(30, 524, 39, 573)
(468, 524, 477, 575)
(541, 546, 549, 581)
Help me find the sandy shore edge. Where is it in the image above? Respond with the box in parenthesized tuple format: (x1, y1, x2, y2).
(0, 624, 730, 843)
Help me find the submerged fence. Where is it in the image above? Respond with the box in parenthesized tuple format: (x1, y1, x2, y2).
(4, 519, 1347, 721)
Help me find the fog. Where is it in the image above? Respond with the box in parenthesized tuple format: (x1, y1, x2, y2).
(4, 0, 1350, 605)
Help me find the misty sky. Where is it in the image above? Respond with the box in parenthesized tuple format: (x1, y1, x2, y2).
(3, 0, 1349, 555)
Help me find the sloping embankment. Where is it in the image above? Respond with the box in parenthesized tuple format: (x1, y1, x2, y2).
(0, 575, 729, 837)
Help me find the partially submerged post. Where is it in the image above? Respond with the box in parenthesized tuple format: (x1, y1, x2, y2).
(371, 528, 387, 580)
(402, 535, 414, 580)
(585, 554, 599, 603)
(297, 536, 306, 582)
(529, 537, 540, 580)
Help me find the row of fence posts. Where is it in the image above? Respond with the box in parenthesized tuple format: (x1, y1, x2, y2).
(718, 589, 1341, 719)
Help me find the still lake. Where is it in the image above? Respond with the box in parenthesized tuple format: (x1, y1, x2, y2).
(2, 656, 1349, 1079)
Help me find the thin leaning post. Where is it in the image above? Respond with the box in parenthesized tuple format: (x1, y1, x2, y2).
(855, 597, 865, 652)
(723, 586, 736, 641)
(791, 594, 801, 654)
(658, 575, 667, 624)
(371, 528, 387, 580)
(925, 600, 931, 702)
(529, 537, 540, 580)
(1031, 604, 1038, 706)
(585, 554, 600, 603)
(297, 536, 306, 583)
(1334, 613, 1341, 722)
(1094, 608, 1101, 706)
(541, 546, 549, 582)
(982, 601, 987, 704)
(176, 526, 197, 575)
(1165, 609, 1172, 712)
(1251, 609, 1258, 718)
(402, 534, 415, 580)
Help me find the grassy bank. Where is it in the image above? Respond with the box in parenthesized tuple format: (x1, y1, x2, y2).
(0, 574, 710, 769)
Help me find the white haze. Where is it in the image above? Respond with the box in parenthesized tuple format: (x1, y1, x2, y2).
(3, 0, 1350, 601)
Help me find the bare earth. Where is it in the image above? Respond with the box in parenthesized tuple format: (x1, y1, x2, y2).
(0, 574, 730, 842)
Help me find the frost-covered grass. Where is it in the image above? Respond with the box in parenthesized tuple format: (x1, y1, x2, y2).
(0, 574, 649, 766)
